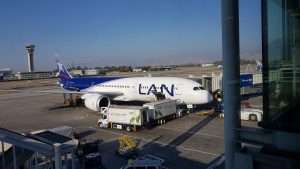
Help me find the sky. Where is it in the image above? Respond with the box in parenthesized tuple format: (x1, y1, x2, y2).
(0, 0, 261, 72)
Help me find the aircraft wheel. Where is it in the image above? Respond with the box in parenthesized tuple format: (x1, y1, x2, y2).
(249, 114, 257, 121)
(178, 111, 182, 117)
(160, 119, 163, 124)
(126, 126, 131, 132)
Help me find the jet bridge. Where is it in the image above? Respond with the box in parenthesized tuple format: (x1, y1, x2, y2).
(0, 127, 78, 169)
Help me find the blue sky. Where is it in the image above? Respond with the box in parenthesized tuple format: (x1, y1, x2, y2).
(0, 0, 261, 71)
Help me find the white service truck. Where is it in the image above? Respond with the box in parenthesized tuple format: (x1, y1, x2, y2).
(97, 99, 179, 131)
(143, 99, 178, 124)
(98, 105, 149, 131)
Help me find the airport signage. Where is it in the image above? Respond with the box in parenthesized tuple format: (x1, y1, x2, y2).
(240, 74, 253, 87)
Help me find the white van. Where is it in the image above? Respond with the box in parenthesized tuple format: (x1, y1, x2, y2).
(218, 107, 263, 121)
(240, 108, 263, 121)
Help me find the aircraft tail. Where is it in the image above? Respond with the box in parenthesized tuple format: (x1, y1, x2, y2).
(255, 60, 262, 72)
(56, 56, 72, 79)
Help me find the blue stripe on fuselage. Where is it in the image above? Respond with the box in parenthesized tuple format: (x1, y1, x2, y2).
(59, 77, 122, 91)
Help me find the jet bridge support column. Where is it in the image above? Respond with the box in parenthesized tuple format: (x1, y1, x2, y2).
(71, 149, 75, 169)
(28, 156, 32, 169)
(1, 140, 5, 169)
(64, 154, 69, 169)
(54, 143, 62, 169)
(221, 0, 241, 169)
(13, 145, 17, 169)
(35, 152, 38, 169)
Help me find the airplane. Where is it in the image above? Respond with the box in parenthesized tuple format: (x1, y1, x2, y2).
(0, 73, 4, 81)
(256, 60, 262, 72)
(56, 57, 213, 112)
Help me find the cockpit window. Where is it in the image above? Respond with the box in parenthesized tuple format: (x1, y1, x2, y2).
(193, 86, 205, 90)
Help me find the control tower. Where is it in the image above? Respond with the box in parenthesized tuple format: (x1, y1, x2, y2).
(25, 44, 35, 72)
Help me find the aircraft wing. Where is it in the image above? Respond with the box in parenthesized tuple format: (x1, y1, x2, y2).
(0, 89, 123, 97)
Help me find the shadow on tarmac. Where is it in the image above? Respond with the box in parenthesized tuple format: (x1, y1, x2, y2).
(75, 129, 97, 139)
(96, 111, 224, 169)
(140, 111, 223, 169)
(169, 112, 220, 146)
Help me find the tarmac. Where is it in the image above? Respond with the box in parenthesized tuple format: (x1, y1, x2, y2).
(0, 68, 261, 169)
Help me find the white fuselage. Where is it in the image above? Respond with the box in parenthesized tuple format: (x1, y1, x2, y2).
(83, 77, 213, 105)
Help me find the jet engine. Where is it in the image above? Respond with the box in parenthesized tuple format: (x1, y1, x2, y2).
(81, 94, 110, 112)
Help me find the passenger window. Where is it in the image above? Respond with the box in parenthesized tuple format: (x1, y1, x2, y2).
(199, 87, 205, 90)
(193, 87, 199, 90)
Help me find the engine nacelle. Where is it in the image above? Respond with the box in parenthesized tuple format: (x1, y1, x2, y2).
(81, 94, 110, 112)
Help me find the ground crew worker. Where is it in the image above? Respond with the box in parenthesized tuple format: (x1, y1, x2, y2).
(128, 158, 133, 164)
(77, 146, 84, 162)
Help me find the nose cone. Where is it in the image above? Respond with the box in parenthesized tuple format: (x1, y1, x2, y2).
(207, 91, 213, 103)
(193, 90, 214, 105)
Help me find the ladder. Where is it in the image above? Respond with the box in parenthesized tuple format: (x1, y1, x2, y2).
(119, 135, 137, 152)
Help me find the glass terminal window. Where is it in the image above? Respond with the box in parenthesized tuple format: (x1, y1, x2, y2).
(261, 0, 300, 132)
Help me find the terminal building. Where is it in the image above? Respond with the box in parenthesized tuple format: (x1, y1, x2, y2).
(12, 44, 54, 80)
(15, 71, 53, 80)
(84, 69, 108, 76)
(69, 69, 84, 76)
(70, 69, 108, 77)
(0, 68, 13, 80)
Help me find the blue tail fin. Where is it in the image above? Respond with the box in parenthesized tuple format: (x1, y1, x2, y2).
(56, 56, 72, 79)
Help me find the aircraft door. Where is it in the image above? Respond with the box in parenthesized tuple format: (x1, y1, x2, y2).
(175, 84, 182, 95)
(146, 93, 157, 101)
(203, 77, 212, 92)
(132, 83, 138, 93)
